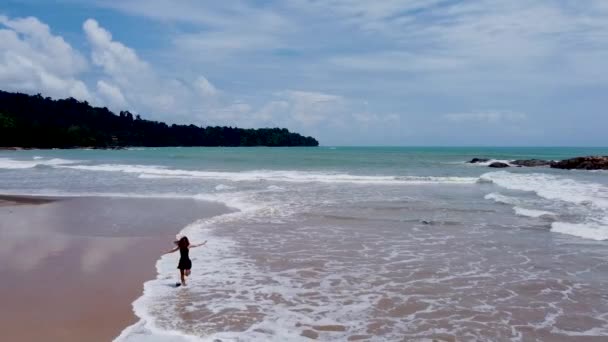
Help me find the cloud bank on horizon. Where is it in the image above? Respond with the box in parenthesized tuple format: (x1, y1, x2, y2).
(1, 0, 607, 146)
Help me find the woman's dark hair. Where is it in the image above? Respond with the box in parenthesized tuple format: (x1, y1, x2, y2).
(175, 236, 190, 249)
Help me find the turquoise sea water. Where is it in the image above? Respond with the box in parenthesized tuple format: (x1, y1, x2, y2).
(5, 145, 608, 164)
(4, 146, 608, 174)
(1, 146, 608, 341)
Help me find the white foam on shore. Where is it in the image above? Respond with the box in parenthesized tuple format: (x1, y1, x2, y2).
(480, 171, 608, 208)
(513, 207, 555, 218)
(484, 192, 520, 205)
(114, 182, 608, 341)
(486, 193, 556, 218)
(66, 164, 170, 174)
(114, 191, 276, 341)
(482, 171, 608, 240)
(0, 157, 79, 169)
(551, 222, 608, 241)
(469, 159, 513, 166)
(116, 185, 398, 341)
(118, 227, 347, 340)
(5, 158, 607, 339)
(60, 163, 479, 185)
(0, 188, 260, 341)
(1, 157, 478, 185)
(214, 184, 235, 191)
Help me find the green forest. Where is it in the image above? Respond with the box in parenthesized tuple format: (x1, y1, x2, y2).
(0, 90, 319, 148)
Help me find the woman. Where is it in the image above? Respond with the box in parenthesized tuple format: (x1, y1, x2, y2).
(166, 236, 207, 286)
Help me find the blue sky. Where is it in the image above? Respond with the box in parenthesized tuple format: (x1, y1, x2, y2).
(1, 0, 607, 146)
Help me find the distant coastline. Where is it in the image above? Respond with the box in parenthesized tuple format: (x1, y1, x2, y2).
(0, 146, 129, 151)
(0, 90, 319, 148)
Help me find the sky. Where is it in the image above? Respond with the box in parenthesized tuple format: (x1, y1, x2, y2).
(1, 0, 607, 146)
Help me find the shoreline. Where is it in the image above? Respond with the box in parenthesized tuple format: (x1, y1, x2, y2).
(0, 194, 232, 342)
(0, 194, 57, 206)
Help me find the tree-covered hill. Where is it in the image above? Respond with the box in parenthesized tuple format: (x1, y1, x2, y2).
(0, 90, 319, 148)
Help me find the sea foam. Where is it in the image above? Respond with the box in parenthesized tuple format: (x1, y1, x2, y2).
(513, 207, 555, 218)
(480, 171, 608, 209)
(551, 222, 608, 241)
(0, 157, 79, 169)
(62, 163, 478, 185)
(484, 192, 520, 205)
(482, 171, 608, 240)
(115, 191, 277, 341)
(469, 159, 513, 166)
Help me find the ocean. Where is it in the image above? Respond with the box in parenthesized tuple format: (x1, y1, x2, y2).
(1, 147, 608, 341)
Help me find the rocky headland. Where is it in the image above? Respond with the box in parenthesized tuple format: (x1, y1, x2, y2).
(550, 156, 608, 170)
(468, 156, 608, 170)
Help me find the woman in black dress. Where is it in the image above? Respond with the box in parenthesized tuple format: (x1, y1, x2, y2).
(166, 236, 207, 286)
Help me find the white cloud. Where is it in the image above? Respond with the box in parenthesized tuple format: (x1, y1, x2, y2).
(0, 15, 92, 100)
(96, 80, 127, 108)
(87, 0, 608, 121)
(174, 31, 281, 55)
(194, 76, 218, 97)
(277, 90, 344, 126)
(331, 51, 466, 72)
(282, 90, 342, 105)
(250, 90, 399, 134)
(83, 18, 154, 110)
(207, 102, 253, 123)
(443, 110, 527, 123)
(352, 112, 399, 123)
(254, 100, 290, 122)
(314, 1, 608, 87)
(100, 0, 289, 58)
(0, 15, 233, 126)
(100, 0, 274, 27)
(291, 0, 444, 24)
(79, 17, 355, 134)
(83, 18, 148, 81)
(0, 15, 87, 75)
(5, 1, 605, 145)
(82, 18, 222, 118)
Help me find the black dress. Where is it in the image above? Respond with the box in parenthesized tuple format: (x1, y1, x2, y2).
(177, 247, 192, 270)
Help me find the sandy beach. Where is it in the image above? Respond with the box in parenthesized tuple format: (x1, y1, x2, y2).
(0, 195, 231, 342)
(2, 150, 608, 340)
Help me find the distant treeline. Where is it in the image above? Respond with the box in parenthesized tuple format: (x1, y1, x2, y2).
(0, 90, 319, 148)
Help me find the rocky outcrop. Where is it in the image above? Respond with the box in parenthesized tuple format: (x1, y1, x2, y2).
(550, 156, 608, 170)
(468, 158, 490, 163)
(488, 162, 510, 168)
(511, 159, 553, 167)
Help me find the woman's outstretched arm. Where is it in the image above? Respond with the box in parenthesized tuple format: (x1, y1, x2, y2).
(190, 240, 208, 248)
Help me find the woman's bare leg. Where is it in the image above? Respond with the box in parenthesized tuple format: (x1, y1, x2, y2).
(185, 269, 191, 276)
(180, 269, 186, 286)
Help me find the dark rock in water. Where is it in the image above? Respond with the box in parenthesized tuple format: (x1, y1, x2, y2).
(488, 162, 510, 168)
(511, 159, 552, 167)
(551, 156, 608, 170)
(468, 158, 490, 163)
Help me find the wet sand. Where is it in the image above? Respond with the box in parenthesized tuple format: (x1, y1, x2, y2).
(0, 195, 231, 342)
(0, 194, 55, 206)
